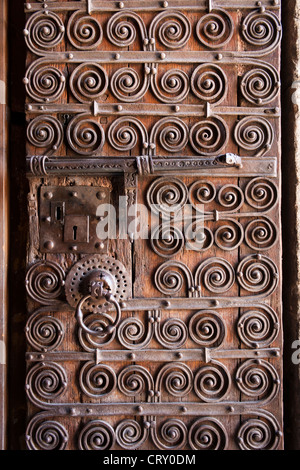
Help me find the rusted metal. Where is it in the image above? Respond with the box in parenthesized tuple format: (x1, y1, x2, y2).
(24, 0, 283, 451)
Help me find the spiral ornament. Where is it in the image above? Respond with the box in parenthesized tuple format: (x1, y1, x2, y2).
(26, 362, 67, 404)
(237, 307, 279, 348)
(70, 63, 108, 103)
(195, 258, 235, 294)
(111, 67, 148, 102)
(78, 313, 116, 352)
(27, 116, 63, 155)
(190, 117, 228, 155)
(150, 117, 189, 154)
(116, 419, 147, 450)
(151, 224, 184, 258)
(196, 10, 234, 49)
(25, 261, 65, 305)
(189, 311, 226, 348)
(67, 12, 102, 50)
(188, 418, 228, 450)
(237, 415, 281, 450)
(240, 67, 280, 105)
(241, 11, 281, 53)
(118, 365, 154, 398)
(234, 117, 273, 155)
(154, 261, 193, 296)
(24, 11, 65, 54)
(245, 177, 278, 211)
(25, 64, 65, 103)
(26, 310, 64, 352)
(194, 361, 231, 402)
(149, 11, 191, 49)
(108, 116, 147, 153)
(156, 363, 193, 398)
(191, 64, 227, 104)
(245, 217, 278, 251)
(26, 416, 68, 450)
(147, 177, 188, 217)
(235, 359, 279, 400)
(79, 362, 116, 398)
(66, 114, 105, 155)
(237, 255, 278, 296)
(154, 419, 188, 450)
(78, 420, 115, 450)
(107, 11, 146, 47)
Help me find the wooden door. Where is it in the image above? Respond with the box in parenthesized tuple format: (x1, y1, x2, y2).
(24, 0, 283, 450)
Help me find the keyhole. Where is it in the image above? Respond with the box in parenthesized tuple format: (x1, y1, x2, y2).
(73, 226, 78, 240)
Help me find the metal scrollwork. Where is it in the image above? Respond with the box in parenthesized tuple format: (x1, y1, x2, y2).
(27, 115, 63, 156)
(79, 362, 117, 398)
(150, 117, 189, 154)
(237, 306, 279, 348)
(70, 63, 108, 103)
(154, 260, 194, 297)
(151, 69, 190, 104)
(118, 365, 154, 399)
(149, 11, 191, 49)
(188, 417, 228, 450)
(235, 359, 279, 401)
(26, 260, 65, 305)
(24, 11, 65, 55)
(194, 258, 235, 295)
(194, 361, 231, 402)
(66, 113, 105, 155)
(237, 413, 281, 450)
(26, 310, 64, 352)
(116, 419, 149, 450)
(191, 64, 227, 104)
(26, 362, 67, 404)
(108, 116, 148, 153)
(67, 11, 103, 50)
(156, 362, 193, 398)
(188, 310, 226, 348)
(245, 216, 278, 251)
(147, 177, 188, 217)
(78, 313, 116, 351)
(189, 117, 229, 155)
(234, 116, 274, 156)
(241, 10, 281, 54)
(240, 67, 280, 105)
(151, 419, 188, 450)
(237, 254, 278, 296)
(78, 420, 115, 450)
(26, 415, 68, 450)
(24, 63, 65, 103)
(245, 177, 278, 211)
(196, 9, 234, 49)
(111, 67, 149, 102)
(107, 11, 147, 48)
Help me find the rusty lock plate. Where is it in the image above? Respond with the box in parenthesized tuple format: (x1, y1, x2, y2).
(39, 185, 109, 254)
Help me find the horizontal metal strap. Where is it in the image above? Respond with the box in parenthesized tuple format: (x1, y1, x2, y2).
(25, 348, 280, 364)
(26, 102, 280, 119)
(23, 401, 277, 416)
(25, 0, 280, 13)
(25, 50, 280, 63)
(26, 156, 277, 177)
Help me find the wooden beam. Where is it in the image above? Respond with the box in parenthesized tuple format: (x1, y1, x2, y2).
(0, 0, 8, 450)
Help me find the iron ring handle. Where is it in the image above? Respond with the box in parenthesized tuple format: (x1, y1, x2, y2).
(75, 292, 121, 337)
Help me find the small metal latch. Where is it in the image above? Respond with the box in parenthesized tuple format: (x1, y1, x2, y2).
(217, 153, 243, 168)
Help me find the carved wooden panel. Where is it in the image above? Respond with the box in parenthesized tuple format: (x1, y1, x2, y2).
(24, 0, 283, 450)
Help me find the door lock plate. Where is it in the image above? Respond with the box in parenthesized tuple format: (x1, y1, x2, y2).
(39, 185, 109, 253)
